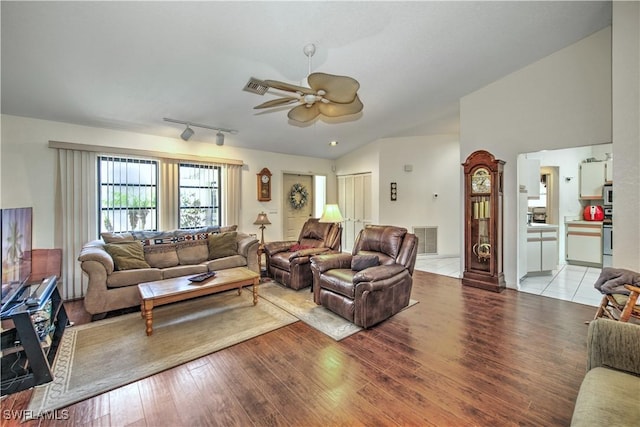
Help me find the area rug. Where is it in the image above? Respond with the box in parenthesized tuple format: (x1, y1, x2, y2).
(258, 280, 419, 341)
(26, 290, 297, 419)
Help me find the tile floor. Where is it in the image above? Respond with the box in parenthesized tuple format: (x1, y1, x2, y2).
(414, 255, 604, 307)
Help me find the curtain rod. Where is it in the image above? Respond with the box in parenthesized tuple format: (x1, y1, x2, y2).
(48, 140, 244, 166)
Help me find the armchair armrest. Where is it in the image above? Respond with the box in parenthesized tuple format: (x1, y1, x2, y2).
(587, 319, 640, 375)
(264, 241, 297, 256)
(310, 253, 352, 273)
(353, 264, 407, 285)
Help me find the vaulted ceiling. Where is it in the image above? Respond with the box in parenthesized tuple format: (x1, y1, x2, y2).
(1, 1, 612, 159)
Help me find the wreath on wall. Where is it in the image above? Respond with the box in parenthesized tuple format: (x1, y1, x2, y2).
(289, 183, 309, 210)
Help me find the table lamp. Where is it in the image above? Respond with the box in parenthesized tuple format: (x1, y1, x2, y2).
(319, 204, 344, 252)
(253, 212, 271, 245)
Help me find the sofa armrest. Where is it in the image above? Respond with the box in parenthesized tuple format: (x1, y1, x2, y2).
(78, 241, 115, 274)
(236, 233, 259, 258)
(353, 264, 407, 285)
(587, 319, 640, 375)
(310, 253, 352, 273)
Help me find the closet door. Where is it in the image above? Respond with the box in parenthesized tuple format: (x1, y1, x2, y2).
(338, 173, 372, 252)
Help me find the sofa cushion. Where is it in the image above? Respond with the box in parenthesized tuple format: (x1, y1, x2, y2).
(351, 254, 379, 271)
(143, 244, 180, 268)
(176, 240, 209, 265)
(104, 241, 150, 271)
(571, 367, 640, 426)
(208, 231, 238, 260)
(106, 268, 162, 288)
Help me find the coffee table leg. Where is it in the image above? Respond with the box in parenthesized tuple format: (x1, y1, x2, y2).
(252, 277, 259, 305)
(143, 299, 154, 336)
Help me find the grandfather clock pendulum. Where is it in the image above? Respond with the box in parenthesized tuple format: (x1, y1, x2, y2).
(462, 150, 506, 292)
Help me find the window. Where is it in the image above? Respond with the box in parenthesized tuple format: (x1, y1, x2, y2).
(178, 163, 221, 229)
(98, 156, 158, 234)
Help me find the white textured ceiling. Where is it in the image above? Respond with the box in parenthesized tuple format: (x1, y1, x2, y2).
(1, 1, 612, 159)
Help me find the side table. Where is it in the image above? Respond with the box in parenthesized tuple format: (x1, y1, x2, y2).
(257, 244, 267, 277)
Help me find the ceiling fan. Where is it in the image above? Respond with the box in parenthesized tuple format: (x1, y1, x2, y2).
(248, 44, 363, 123)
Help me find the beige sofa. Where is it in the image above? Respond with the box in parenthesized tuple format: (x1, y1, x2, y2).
(78, 226, 259, 318)
(571, 319, 640, 426)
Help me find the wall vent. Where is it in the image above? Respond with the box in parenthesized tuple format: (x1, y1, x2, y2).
(413, 226, 437, 254)
(243, 77, 269, 95)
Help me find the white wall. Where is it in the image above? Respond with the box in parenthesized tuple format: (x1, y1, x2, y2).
(612, 2, 640, 270)
(460, 27, 613, 287)
(336, 134, 460, 256)
(0, 115, 336, 247)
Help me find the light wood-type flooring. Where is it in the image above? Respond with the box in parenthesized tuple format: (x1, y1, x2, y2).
(1, 271, 596, 426)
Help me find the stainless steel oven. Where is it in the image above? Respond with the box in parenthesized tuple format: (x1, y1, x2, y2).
(603, 184, 613, 206)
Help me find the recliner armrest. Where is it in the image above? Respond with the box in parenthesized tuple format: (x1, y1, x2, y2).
(264, 241, 297, 256)
(310, 253, 352, 273)
(289, 247, 331, 260)
(353, 264, 407, 285)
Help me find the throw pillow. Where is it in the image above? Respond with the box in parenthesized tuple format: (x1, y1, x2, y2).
(104, 241, 150, 271)
(101, 232, 134, 243)
(176, 240, 209, 265)
(351, 254, 379, 271)
(290, 243, 313, 252)
(143, 244, 180, 268)
(208, 231, 238, 260)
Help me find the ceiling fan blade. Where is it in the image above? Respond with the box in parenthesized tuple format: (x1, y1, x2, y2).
(264, 80, 316, 95)
(253, 97, 299, 109)
(318, 95, 363, 117)
(307, 72, 360, 104)
(288, 104, 320, 123)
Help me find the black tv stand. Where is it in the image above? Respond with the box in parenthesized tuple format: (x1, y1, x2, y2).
(1, 276, 69, 396)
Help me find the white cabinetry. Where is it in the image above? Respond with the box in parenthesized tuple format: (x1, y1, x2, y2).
(579, 162, 606, 199)
(566, 221, 603, 267)
(526, 225, 558, 274)
(605, 159, 613, 183)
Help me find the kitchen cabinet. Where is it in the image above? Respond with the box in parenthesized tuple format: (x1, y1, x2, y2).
(526, 225, 558, 274)
(605, 159, 613, 183)
(566, 221, 602, 267)
(579, 162, 606, 199)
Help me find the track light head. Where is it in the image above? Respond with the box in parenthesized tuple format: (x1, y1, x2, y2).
(216, 131, 224, 146)
(181, 125, 194, 141)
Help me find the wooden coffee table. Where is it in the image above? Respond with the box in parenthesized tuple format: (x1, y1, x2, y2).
(138, 267, 260, 336)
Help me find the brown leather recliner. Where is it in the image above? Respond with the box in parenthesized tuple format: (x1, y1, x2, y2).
(264, 218, 341, 290)
(310, 225, 418, 328)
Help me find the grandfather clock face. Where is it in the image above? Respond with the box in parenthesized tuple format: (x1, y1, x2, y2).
(471, 167, 491, 194)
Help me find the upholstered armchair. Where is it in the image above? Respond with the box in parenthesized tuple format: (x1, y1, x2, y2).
(310, 225, 418, 328)
(263, 218, 341, 290)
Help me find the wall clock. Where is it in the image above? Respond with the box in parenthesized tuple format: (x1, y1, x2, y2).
(257, 168, 272, 202)
(461, 150, 506, 292)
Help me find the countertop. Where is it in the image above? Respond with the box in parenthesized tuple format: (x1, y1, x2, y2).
(527, 223, 559, 230)
(565, 220, 603, 226)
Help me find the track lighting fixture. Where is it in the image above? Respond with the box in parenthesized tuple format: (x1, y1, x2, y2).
(163, 118, 238, 145)
(180, 126, 194, 141)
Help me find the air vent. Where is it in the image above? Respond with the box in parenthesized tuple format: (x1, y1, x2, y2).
(243, 78, 269, 95)
(413, 226, 437, 255)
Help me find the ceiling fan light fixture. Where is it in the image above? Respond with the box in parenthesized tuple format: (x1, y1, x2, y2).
(216, 131, 224, 146)
(181, 125, 194, 141)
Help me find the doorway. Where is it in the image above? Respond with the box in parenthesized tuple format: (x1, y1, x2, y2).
(282, 174, 313, 241)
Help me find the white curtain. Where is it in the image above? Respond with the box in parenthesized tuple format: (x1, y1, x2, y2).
(54, 149, 97, 300)
(158, 158, 180, 231)
(223, 164, 242, 226)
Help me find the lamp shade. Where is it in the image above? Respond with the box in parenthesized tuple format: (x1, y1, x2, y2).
(319, 204, 344, 223)
(253, 212, 271, 225)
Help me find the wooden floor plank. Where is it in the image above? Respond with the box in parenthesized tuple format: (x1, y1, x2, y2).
(1, 270, 598, 426)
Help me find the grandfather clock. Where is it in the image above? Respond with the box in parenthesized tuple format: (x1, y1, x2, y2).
(462, 150, 506, 292)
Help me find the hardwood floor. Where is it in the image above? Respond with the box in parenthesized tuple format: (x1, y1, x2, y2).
(1, 271, 596, 426)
